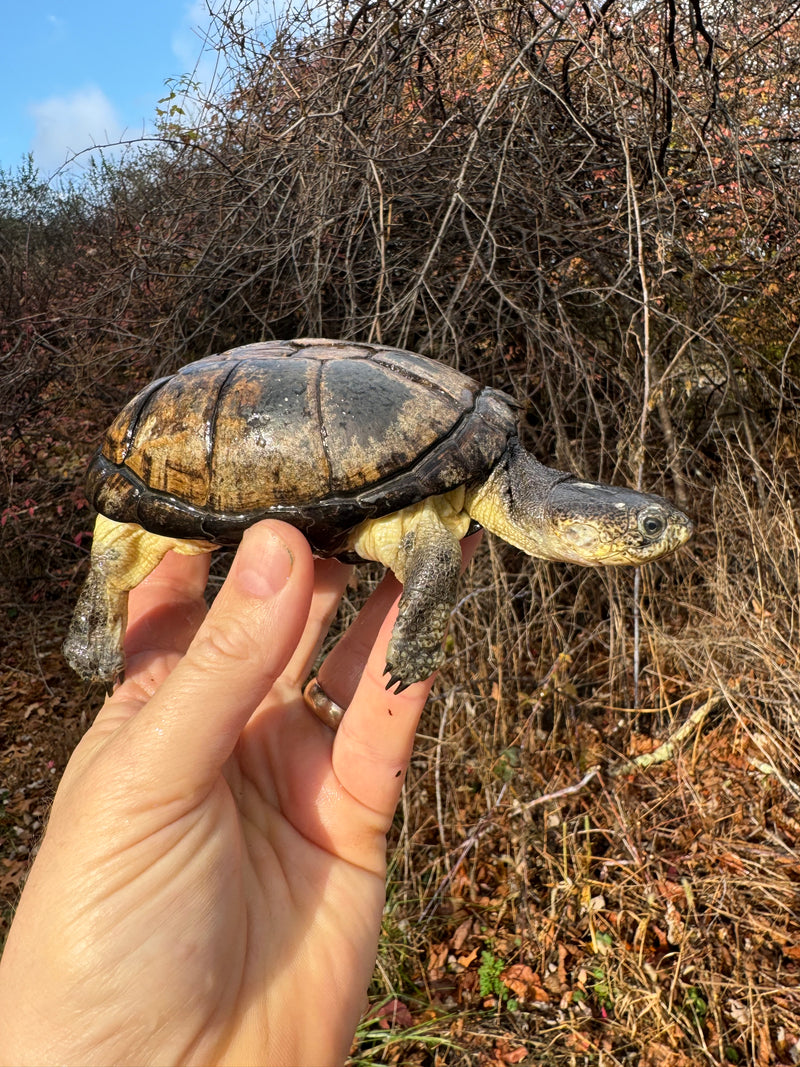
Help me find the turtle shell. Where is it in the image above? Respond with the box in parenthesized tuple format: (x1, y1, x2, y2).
(87, 339, 518, 554)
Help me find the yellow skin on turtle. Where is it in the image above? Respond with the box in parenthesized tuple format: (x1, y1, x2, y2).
(67, 458, 692, 692)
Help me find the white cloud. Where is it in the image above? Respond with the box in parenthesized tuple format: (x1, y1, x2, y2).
(29, 86, 124, 173)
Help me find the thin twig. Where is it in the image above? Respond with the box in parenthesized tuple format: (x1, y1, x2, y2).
(508, 767, 601, 815)
(609, 692, 724, 777)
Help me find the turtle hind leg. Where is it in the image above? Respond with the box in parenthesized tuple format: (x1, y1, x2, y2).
(383, 514, 462, 692)
(63, 560, 129, 686)
(63, 515, 214, 685)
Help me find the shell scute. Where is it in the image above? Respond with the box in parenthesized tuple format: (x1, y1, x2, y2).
(318, 357, 472, 494)
(105, 362, 224, 505)
(372, 348, 477, 404)
(207, 358, 329, 510)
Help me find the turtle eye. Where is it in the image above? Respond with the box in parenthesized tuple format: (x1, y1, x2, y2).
(639, 510, 667, 540)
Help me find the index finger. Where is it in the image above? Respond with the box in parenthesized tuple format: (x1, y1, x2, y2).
(331, 600, 435, 818)
(329, 533, 482, 817)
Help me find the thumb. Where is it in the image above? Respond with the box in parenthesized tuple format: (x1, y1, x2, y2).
(131, 520, 314, 796)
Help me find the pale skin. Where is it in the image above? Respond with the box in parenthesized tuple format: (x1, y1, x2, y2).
(0, 520, 480, 1067)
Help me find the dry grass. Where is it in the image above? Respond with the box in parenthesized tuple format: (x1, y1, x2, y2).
(345, 434, 800, 1065)
(2, 349, 799, 1067)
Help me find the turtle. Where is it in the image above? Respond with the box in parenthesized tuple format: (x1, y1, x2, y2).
(63, 338, 693, 691)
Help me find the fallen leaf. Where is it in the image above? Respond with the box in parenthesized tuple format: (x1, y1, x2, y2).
(500, 964, 536, 1000)
(452, 916, 473, 952)
(428, 942, 448, 971)
(557, 942, 568, 985)
(370, 998, 415, 1030)
(718, 851, 746, 874)
(500, 964, 548, 1003)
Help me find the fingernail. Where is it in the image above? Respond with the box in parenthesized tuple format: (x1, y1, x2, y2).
(234, 526, 294, 598)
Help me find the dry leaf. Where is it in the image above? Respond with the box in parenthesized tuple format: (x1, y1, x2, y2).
(458, 946, 479, 968)
(500, 963, 536, 1000)
(452, 917, 473, 953)
(500, 964, 549, 1003)
(370, 998, 415, 1030)
(718, 851, 746, 874)
(665, 902, 685, 945)
(557, 942, 568, 985)
(428, 942, 448, 970)
(496, 1045, 528, 1064)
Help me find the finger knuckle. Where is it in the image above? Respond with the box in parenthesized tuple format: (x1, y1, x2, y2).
(192, 614, 259, 670)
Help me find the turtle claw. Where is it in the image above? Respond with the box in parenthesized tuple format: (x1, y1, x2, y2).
(384, 670, 410, 694)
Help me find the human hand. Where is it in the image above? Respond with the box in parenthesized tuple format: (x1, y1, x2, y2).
(0, 520, 478, 1066)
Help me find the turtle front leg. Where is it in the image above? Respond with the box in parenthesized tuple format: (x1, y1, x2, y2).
(63, 515, 214, 686)
(383, 514, 462, 693)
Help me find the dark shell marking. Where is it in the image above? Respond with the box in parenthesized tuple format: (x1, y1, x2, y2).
(88, 339, 518, 553)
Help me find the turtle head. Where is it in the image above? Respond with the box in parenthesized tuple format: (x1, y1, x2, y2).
(465, 440, 693, 566)
(541, 478, 693, 565)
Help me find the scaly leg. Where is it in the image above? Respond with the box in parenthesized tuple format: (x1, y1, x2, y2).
(63, 515, 214, 686)
(383, 511, 462, 692)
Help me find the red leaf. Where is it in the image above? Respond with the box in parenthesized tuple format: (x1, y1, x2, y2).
(370, 998, 415, 1030)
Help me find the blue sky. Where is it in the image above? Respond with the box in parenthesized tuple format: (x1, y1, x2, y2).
(0, 1, 272, 178)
